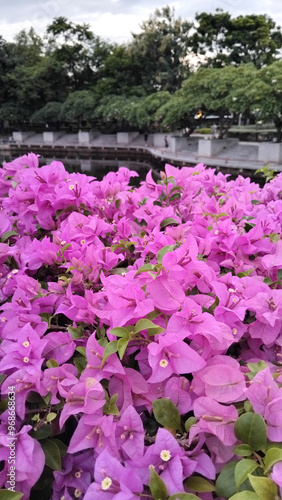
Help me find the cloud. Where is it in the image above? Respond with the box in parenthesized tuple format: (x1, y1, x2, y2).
(1, 0, 282, 42)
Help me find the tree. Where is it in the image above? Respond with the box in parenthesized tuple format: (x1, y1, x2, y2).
(30, 102, 63, 128)
(92, 95, 140, 132)
(181, 66, 237, 137)
(93, 45, 145, 97)
(130, 6, 192, 93)
(59, 91, 98, 129)
(130, 91, 171, 131)
(243, 62, 282, 142)
(190, 9, 282, 68)
(156, 94, 200, 135)
(45, 17, 112, 91)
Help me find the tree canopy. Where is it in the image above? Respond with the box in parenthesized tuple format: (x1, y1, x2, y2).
(1, 8, 282, 139)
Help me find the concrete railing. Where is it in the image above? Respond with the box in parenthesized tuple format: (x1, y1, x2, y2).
(43, 131, 64, 143)
(117, 132, 139, 144)
(198, 138, 239, 157)
(258, 143, 282, 163)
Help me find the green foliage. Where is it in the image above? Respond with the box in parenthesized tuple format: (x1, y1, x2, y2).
(149, 467, 168, 500)
(152, 398, 181, 430)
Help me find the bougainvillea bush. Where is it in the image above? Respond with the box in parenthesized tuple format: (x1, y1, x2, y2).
(1, 153, 282, 500)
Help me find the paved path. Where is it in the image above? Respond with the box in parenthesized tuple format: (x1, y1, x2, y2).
(3, 133, 282, 173)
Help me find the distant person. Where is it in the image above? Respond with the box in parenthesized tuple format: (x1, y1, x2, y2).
(164, 136, 169, 149)
(211, 123, 217, 139)
(144, 132, 148, 145)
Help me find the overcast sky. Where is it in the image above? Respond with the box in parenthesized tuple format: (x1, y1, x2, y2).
(1, 0, 282, 43)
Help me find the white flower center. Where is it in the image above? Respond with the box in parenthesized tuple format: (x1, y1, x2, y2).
(159, 359, 168, 368)
(69, 185, 75, 190)
(23, 357, 29, 363)
(23, 341, 30, 347)
(160, 449, 171, 462)
(101, 477, 112, 490)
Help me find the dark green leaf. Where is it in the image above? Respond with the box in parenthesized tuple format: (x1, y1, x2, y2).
(234, 413, 267, 450)
(277, 269, 282, 281)
(169, 193, 181, 201)
(251, 200, 261, 205)
(76, 346, 86, 356)
(31, 424, 52, 440)
(149, 466, 168, 500)
(40, 439, 61, 470)
(68, 326, 84, 339)
(216, 461, 238, 498)
(46, 359, 59, 368)
(160, 218, 179, 229)
(152, 398, 181, 430)
(0, 231, 18, 242)
(186, 476, 216, 492)
(73, 356, 87, 373)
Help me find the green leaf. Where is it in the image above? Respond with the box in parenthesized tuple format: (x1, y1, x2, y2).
(277, 269, 282, 281)
(246, 361, 268, 380)
(169, 193, 181, 201)
(135, 263, 156, 275)
(149, 466, 168, 500)
(234, 413, 267, 450)
(109, 327, 130, 338)
(234, 459, 259, 488)
(152, 398, 181, 431)
(46, 359, 59, 368)
(216, 461, 238, 498)
(186, 475, 216, 492)
(248, 475, 278, 500)
(233, 444, 253, 457)
(60, 243, 71, 257)
(169, 494, 200, 500)
(135, 264, 156, 276)
(185, 416, 197, 432)
(157, 245, 175, 264)
(264, 447, 282, 472)
(73, 356, 87, 373)
(237, 269, 255, 278)
(101, 341, 118, 366)
(134, 319, 164, 334)
(170, 185, 184, 193)
(229, 492, 260, 500)
(46, 412, 57, 423)
(31, 423, 52, 440)
(0, 231, 18, 242)
(76, 346, 86, 356)
(68, 326, 84, 339)
(103, 393, 120, 416)
(40, 439, 61, 470)
(160, 217, 179, 229)
(251, 200, 261, 205)
(117, 338, 129, 359)
(0, 491, 24, 500)
(263, 277, 273, 285)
